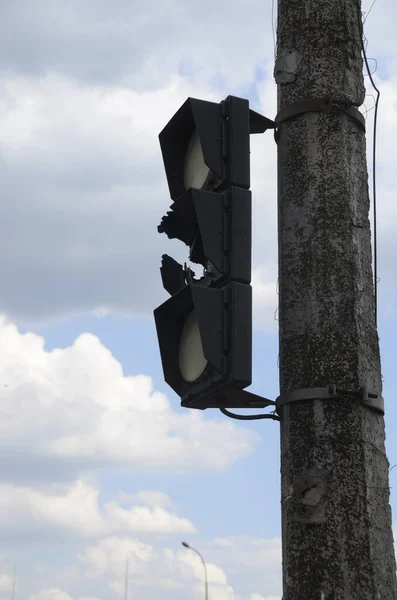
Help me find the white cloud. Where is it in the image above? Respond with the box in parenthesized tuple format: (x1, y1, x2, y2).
(0, 556, 15, 600)
(0, 572, 13, 597)
(179, 550, 227, 585)
(247, 75, 279, 332)
(210, 535, 282, 565)
(74, 535, 283, 599)
(0, 0, 274, 91)
(0, 72, 220, 324)
(0, 479, 195, 539)
(205, 536, 282, 598)
(0, 3, 395, 600)
(252, 267, 278, 332)
(114, 490, 175, 508)
(77, 535, 275, 599)
(0, 68, 278, 327)
(30, 592, 102, 600)
(30, 592, 74, 600)
(104, 502, 195, 535)
(0, 0, 392, 335)
(78, 537, 160, 597)
(0, 317, 258, 481)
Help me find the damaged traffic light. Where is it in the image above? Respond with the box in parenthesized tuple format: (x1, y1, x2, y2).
(154, 95, 275, 409)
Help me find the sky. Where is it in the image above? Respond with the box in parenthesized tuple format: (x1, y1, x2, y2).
(0, 0, 396, 599)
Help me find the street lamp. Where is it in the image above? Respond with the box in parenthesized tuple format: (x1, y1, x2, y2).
(124, 552, 135, 600)
(182, 541, 209, 600)
(124, 554, 129, 600)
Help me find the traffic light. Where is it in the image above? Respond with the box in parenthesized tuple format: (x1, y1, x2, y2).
(154, 95, 275, 410)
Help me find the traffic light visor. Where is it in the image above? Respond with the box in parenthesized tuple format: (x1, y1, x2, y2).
(159, 98, 224, 201)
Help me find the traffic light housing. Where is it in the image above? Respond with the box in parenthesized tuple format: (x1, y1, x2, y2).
(158, 186, 252, 284)
(159, 95, 274, 200)
(154, 95, 275, 409)
(154, 278, 252, 409)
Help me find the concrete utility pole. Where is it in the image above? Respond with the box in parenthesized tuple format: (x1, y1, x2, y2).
(274, 0, 397, 598)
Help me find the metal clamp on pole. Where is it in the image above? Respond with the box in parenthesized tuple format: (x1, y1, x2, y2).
(275, 384, 384, 416)
(274, 97, 366, 142)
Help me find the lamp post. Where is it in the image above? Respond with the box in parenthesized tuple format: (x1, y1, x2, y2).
(11, 561, 16, 600)
(182, 541, 208, 600)
(124, 554, 130, 600)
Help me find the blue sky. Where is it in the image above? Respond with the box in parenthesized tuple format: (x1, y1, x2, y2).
(0, 1, 396, 599)
(30, 314, 282, 537)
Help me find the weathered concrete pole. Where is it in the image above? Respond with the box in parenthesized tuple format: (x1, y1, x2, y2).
(274, 0, 397, 597)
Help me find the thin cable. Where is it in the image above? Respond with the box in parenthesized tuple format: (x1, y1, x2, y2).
(361, 96, 377, 119)
(219, 407, 280, 421)
(363, 0, 378, 23)
(363, 93, 376, 113)
(271, 0, 276, 58)
(365, 92, 376, 103)
(358, 4, 380, 326)
(363, 58, 378, 78)
(363, 103, 376, 118)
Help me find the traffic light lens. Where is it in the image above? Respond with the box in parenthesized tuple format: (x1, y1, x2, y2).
(178, 310, 208, 382)
(184, 129, 212, 191)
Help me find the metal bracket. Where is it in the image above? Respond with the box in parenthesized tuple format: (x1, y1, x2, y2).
(274, 97, 365, 142)
(275, 384, 384, 416)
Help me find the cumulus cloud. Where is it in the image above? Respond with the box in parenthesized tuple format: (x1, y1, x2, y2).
(0, 1, 279, 330)
(205, 536, 282, 598)
(0, 73, 218, 325)
(0, 558, 15, 600)
(78, 537, 174, 597)
(209, 535, 282, 569)
(0, 2, 394, 600)
(0, 68, 277, 327)
(77, 535, 282, 600)
(114, 490, 175, 508)
(30, 592, 74, 600)
(30, 592, 101, 600)
(0, 572, 13, 598)
(0, 0, 274, 91)
(0, 479, 195, 540)
(0, 317, 258, 482)
(104, 502, 195, 536)
(0, 0, 393, 334)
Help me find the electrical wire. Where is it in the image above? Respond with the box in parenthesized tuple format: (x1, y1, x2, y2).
(360, 96, 379, 127)
(363, 103, 376, 119)
(363, 0, 378, 23)
(271, 0, 276, 59)
(219, 407, 280, 421)
(363, 57, 378, 76)
(361, 94, 377, 120)
(357, 3, 380, 326)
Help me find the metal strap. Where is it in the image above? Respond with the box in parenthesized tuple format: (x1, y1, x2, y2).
(275, 97, 365, 132)
(275, 385, 384, 415)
